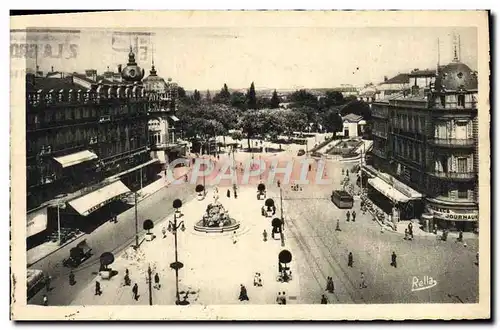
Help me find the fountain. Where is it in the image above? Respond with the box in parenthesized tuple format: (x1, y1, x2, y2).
(194, 189, 240, 233)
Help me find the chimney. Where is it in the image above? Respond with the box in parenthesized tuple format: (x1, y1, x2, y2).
(118, 64, 122, 73)
(51, 66, 54, 72)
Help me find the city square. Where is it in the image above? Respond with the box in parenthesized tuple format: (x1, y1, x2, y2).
(16, 19, 486, 319)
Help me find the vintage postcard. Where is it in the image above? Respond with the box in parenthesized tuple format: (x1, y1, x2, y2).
(10, 10, 490, 320)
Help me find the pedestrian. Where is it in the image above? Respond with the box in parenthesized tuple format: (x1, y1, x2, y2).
(154, 273, 161, 290)
(457, 230, 463, 243)
(276, 292, 282, 305)
(391, 251, 397, 268)
(257, 273, 263, 287)
(254, 273, 259, 286)
(346, 169, 349, 176)
(162, 226, 167, 239)
(320, 294, 328, 304)
(69, 270, 76, 286)
(433, 223, 438, 235)
(238, 284, 249, 301)
(327, 277, 335, 293)
(45, 275, 52, 292)
(124, 272, 131, 286)
(348, 252, 353, 267)
(263, 229, 268, 242)
(360, 272, 367, 288)
(232, 231, 238, 244)
(335, 218, 341, 231)
(43, 294, 48, 306)
(132, 283, 139, 301)
(352, 210, 356, 222)
(346, 211, 350, 222)
(281, 292, 287, 305)
(277, 179, 281, 188)
(95, 281, 102, 296)
(308, 164, 312, 172)
(227, 189, 231, 198)
(342, 168, 345, 175)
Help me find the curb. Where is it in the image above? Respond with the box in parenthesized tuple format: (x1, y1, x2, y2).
(27, 233, 86, 268)
(27, 169, 193, 268)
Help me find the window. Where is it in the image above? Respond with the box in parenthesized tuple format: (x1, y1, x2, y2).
(457, 157, 468, 173)
(458, 94, 465, 107)
(440, 95, 446, 107)
(458, 187, 468, 199)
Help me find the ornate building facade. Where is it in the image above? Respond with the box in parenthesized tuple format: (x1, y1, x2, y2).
(26, 48, 162, 246)
(364, 40, 478, 232)
(143, 60, 186, 169)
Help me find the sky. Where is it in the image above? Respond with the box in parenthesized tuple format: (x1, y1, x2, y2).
(14, 26, 477, 91)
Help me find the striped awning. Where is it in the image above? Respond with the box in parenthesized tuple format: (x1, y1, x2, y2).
(54, 150, 98, 168)
(68, 180, 131, 216)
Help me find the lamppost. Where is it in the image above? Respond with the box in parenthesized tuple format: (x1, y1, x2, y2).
(54, 194, 67, 246)
(168, 199, 188, 305)
(134, 191, 139, 249)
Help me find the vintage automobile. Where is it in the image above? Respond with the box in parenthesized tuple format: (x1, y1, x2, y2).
(27, 269, 47, 300)
(62, 240, 93, 268)
(331, 190, 354, 209)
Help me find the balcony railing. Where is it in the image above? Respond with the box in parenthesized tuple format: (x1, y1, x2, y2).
(427, 171, 476, 180)
(429, 138, 475, 148)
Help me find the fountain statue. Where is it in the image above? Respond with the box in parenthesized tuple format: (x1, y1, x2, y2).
(194, 196, 240, 234)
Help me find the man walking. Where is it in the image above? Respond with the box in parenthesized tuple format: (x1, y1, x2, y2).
(320, 294, 328, 304)
(391, 251, 397, 268)
(232, 231, 238, 244)
(69, 270, 76, 286)
(263, 229, 268, 242)
(352, 210, 356, 222)
(132, 283, 139, 301)
(238, 284, 249, 301)
(154, 273, 161, 290)
(348, 252, 353, 267)
(360, 272, 367, 288)
(346, 211, 350, 222)
(95, 281, 102, 296)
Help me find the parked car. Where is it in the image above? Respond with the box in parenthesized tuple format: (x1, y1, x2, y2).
(27, 269, 47, 300)
(62, 240, 93, 268)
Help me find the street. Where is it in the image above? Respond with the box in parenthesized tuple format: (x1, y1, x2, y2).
(30, 151, 479, 306)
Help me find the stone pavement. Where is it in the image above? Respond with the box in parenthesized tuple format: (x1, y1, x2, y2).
(70, 186, 300, 305)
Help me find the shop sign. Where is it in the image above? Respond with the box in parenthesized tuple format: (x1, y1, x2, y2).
(429, 205, 478, 221)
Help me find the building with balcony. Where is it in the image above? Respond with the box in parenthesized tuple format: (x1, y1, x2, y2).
(142, 58, 186, 169)
(26, 47, 162, 247)
(363, 39, 478, 232)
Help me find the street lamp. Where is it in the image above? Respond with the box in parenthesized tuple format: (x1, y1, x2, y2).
(168, 199, 188, 305)
(54, 194, 67, 246)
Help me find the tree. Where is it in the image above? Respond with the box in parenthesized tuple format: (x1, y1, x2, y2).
(177, 86, 187, 99)
(99, 252, 115, 271)
(239, 110, 267, 150)
(213, 83, 231, 104)
(205, 89, 211, 102)
(247, 82, 257, 110)
(143, 219, 154, 234)
(230, 91, 247, 110)
(340, 100, 372, 120)
(270, 89, 280, 108)
(289, 89, 318, 108)
(322, 109, 343, 134)
(193, 89, 201, 102)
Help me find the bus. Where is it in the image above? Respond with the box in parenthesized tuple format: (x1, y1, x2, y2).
(331, 190, 354, 209)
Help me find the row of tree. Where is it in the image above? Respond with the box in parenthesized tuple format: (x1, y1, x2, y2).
(175, 83, 372, 149)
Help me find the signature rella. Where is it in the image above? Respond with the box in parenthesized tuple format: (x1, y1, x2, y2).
(166, 157, 333, 186)
(411, 276, 438, 292)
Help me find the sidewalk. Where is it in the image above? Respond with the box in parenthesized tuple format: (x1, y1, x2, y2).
(70, 186, 300, 305)
(27, 166, 192, 267)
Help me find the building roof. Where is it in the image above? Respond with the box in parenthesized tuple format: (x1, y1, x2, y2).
(381, 73, 410, 85)
(409, 69, 436, 77)
(342, 113, 364, 122)
(26, 75, 86, 92)
(435, 61, 478, 91)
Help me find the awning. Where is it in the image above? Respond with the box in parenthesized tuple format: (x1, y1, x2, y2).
(68, 180, 131, 216)
(54, 150, 98, 168)
(368, 177, 410, 203)
(169, 115, 180, 122)
(27, 207, 48, 237)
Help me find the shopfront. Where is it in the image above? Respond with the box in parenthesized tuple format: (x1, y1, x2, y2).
(425, 200, 478, 232)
